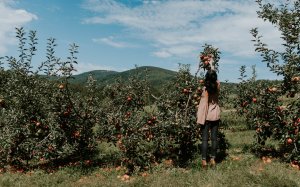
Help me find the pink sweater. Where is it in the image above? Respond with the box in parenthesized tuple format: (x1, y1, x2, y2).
(196, 84, 220, 125)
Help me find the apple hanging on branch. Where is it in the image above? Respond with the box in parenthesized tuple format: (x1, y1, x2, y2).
(198, 44, 221, 72)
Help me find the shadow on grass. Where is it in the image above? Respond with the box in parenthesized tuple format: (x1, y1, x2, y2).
(5, 138, 230, 174)
(242, 143, 284, 159)
(174, 142, 229, 169)
(3, 143, 124, 174)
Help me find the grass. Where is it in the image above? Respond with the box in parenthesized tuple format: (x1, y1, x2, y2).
(1, 112, 300, 187)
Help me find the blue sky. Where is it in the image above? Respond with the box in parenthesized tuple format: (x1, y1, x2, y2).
(0, 0, 285, 82)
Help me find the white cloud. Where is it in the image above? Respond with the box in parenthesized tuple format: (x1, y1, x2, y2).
(92, 36, 136, 48)
(219, 58, 241, 65)
(0, 1, 37, 55)
(153, 45, 198, 58)
(83, 0, 282, 59)
(83, 17, 113, 24)
(153, 50, 171, 58)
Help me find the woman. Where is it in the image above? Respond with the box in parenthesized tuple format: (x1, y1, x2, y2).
(197, 68, 220, 168)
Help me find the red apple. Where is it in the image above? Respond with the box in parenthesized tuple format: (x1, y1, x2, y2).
(287, 138, 293, 144)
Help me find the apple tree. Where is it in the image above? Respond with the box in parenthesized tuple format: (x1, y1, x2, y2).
(0, 28, 97, 171)
(250, 0, 300, 165)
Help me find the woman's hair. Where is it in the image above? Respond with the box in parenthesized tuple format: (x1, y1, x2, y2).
(204, 70, 218, 94)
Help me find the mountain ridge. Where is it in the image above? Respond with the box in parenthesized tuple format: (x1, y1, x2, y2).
(71, 66, 177, 85)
